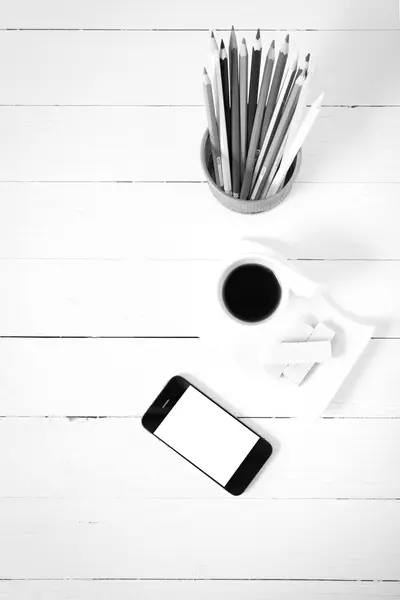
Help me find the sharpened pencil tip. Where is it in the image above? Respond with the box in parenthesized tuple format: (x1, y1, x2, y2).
(241, 37, 246, 44)
(305, 52, 310, 62)
(229, 26, 237, 48)
(210, 29, 219, 53)
(203, 67, 207, 75)
(256, 28, 260, 39)
(285, 34, 290, 43)
(220, 39, 225, 49)
(266, 39, 275, 59)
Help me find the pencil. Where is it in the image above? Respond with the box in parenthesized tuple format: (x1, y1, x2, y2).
(251, 55, 298, 186)
(254, 74, 304, 199)
(220, 40, 231, 161)
(279, 53, 299, 110)
(240, 40, 275, 199)
(230, 26, 241, 197)
(303, 53, 311, 78)
(281, 59, 314, 162)
(268, 93, 323, 196)
(247, 29, 262, 149)
(210, 31, 220, 124)
(261, 90, 320, 199)
(203, 68, 223, 188)
(211, 32, 232, 194)
(259, 34, 289, 149)
(239, 38, 248, 182)
(251, 73, 305, 200)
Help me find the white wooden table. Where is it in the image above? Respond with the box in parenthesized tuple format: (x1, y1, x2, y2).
(0, 1, 400, 598)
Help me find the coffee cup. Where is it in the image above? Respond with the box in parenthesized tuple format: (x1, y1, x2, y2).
(199, 240, 321, 362)
(219, 257, 287, 326)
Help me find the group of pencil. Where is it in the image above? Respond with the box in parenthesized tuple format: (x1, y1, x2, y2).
(203, 28, 323, 200)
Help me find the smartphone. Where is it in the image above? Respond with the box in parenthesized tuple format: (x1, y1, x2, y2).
(142, 376, 273, 496)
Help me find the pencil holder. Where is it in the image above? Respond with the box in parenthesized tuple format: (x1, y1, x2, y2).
(200, 131, 301, 214)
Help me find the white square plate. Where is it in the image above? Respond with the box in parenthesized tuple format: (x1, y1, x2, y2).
(191, 291, 374, 420)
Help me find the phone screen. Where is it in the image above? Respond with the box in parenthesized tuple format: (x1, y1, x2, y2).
(154, 385, 259, 486)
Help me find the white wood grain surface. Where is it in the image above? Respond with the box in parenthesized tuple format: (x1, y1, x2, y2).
(1, 0, 399, 597)
(1, 498, 399, 579)
(0, 0, 397, 29)
(0, 182, 399, 259)
(0, 259, 396, 335)
(0, 31, 399, 106)
(1, 417, 400, 498)
(2, 581, 400, 600)
(0, 107, 400, 182)
(0, 338, 397, 417)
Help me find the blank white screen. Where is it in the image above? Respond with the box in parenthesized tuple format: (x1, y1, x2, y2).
(154, 386, 259, 486)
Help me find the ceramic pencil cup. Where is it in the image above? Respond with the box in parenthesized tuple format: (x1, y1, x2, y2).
(200, 130, 301, 214)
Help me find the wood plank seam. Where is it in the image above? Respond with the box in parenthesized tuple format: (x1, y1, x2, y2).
(1, 28, 398, 31)
(0, 577, 399, 581)
(0, 415, 399, 419)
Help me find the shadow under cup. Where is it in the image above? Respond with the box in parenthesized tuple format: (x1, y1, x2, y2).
(221, 262, 283, 324)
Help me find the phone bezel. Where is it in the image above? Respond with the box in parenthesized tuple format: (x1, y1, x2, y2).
(141, 375, 273, 496)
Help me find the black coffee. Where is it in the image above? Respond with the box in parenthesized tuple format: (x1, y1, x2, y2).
(222, 263, 282, 323)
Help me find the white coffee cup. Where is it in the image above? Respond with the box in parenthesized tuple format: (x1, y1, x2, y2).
(218, 254, 289, 328)
(199, 240, 321, 361)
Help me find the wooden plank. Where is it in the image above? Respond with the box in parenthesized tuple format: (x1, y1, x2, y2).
(0, 259, 395, 336)
(1, 31, 399, 106)
(0, 0, 396, 29)
(0, 182, 399, 260)
(0, 107, 399, 182)
(0, 338, 397, 418)
(1, 417, 400, 499)
(0, 497, 399, 579)
(1, 580, 400, 600)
